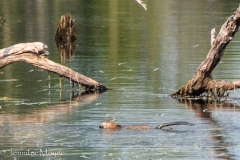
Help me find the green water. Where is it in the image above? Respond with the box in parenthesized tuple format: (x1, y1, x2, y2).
(0, 0, 240, 159)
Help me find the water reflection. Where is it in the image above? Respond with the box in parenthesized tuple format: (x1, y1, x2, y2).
(0, 92, 101, 159)
(0, 0, 240, 159)
(0, 91, 101, 125)
(178, 99, 239, 160)
(55, 39, 77, 62)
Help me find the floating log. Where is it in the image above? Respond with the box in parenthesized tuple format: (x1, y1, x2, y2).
(0, 42, 107, 91)
(172, 6, 240, 98)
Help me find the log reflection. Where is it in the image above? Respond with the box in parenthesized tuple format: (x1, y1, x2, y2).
(0, 91, 100, 125)
(177, 99, 237, 160)
(55, 39, 77, 63)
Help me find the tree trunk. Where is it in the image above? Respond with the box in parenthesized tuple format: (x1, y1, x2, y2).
(0, 42, 107, 91)
(172, 6, 240, 98)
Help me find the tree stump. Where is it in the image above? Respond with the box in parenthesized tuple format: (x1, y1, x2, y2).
(55, 14, 77, 62)
(172, 6, 240, 98)
(55, 13, 77, 41)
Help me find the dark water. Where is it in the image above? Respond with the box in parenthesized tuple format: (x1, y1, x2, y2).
(0, 0, 240, 159)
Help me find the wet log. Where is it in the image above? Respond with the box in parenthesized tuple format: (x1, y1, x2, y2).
(0, 42, 107, 91)
(172, 6, 240, 98)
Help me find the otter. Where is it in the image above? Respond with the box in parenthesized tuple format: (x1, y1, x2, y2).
(99, 120, 195, 130)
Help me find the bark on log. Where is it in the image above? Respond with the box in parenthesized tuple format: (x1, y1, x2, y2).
(0, 42, 107, 91)
(172, 6, 240, 98)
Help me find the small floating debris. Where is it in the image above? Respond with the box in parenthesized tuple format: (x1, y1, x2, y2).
(37, 69, 44, 71)
(15, 84, 23, 87)
(193, 44, 199, 47)
(0, 79, 18, 82)
(80, 154, 90, 159)
(118, 62, 125, 66)
(1, 97, 9, 100)
(110, 77, 117, 81)
(28, 69, 34, 72)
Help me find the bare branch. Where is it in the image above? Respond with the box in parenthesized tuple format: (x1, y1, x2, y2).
(135, 0, 147, 10)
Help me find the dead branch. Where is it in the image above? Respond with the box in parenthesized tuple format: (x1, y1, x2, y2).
(135, 0, 147, 10)
(172, 6, 240, 98)
(0, 42, 107, 91)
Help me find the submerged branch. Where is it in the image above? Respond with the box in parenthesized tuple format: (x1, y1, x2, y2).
(156, 121, 195, 129)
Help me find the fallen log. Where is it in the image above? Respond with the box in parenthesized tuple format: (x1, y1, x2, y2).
(172, 6, 240, 98)
(0, 42, 107, 91)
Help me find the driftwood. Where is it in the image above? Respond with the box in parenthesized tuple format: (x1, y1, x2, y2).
(172, 6, 240, 98)
(0, 42, 107, 91)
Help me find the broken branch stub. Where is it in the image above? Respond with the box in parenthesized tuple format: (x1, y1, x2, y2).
(172, 6, 240, 98)
(0, 42, 107, 91)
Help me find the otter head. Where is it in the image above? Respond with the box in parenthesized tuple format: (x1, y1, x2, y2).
(99, 121, 122, 129)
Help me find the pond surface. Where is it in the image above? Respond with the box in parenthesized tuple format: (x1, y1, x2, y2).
(1, 0, 240, 159)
